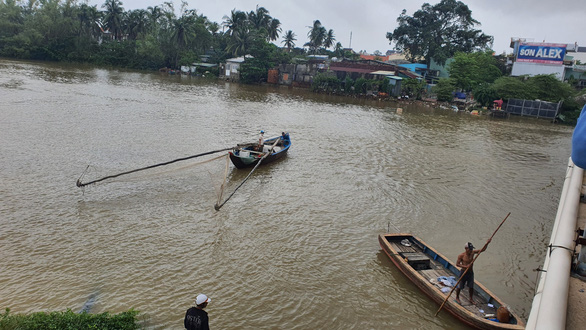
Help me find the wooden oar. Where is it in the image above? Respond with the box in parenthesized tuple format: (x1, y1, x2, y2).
(76, 146, 234, 187)
(434, 212, 511, 316)
(214, 138, 281, 211)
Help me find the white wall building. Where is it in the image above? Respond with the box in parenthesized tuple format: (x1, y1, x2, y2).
(510, 39, 567, 80)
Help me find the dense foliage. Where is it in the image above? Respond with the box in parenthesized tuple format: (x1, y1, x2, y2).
(448, 51, 502, 91)
(433, 79, 457, 102)
(0, 1, 296, 72)
(435, 73, 579, 110)
(401, 78, 427, 100)
(0, 308, 140, 330)
(491, 75, 576, 103)
(239, 38, 291, 84)
(387, 0, 493, 66)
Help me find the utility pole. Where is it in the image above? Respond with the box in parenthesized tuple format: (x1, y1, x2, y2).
(349, 31, 352, 49)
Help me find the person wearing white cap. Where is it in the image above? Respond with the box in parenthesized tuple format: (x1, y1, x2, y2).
(184, 293, 211, 330)
(455, 239, 491, 305)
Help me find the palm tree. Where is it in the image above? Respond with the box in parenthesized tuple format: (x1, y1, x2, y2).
(87, 5, 103, 39)
(192, 13, 213, 51)
(267, 18, 281, 42)
(207, 21, 220, 36)
(171, 14, 197, 49)
(222, 9, 247, 36)
(226, 29, 253, 56)
(77, 3, 103, 38)
(282, 30, 296, 52)
(102, 0, 124, 40)
(306, 20, 326, 54)
(248, 6, 269, 30)
(146, 5, 162, 32)
(334, 42, 344, 57)
(324, 29, 336, 49)
(125, 9, 147, 40)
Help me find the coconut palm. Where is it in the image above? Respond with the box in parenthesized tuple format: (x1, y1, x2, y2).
(334, 42, 344, 57)
(267, 18, 281, 42)
(77, 3, 103, 39)
(248, 6, 269, 30)
(324, 29, 336, 49)
(146, 5, 162, 32)
(226, 29, 253, 56)
(222, 9, 247, 36)
(125, 9, 148, 40)
(282, 30, 296, 52)
(77, 3, 91, 36)
(207, 21, 220, 36)
(306, 20, 326, 54)
(102, 0, 124, 40)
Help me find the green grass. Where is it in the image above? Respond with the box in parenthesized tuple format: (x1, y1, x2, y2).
(0, 308, 141, 330)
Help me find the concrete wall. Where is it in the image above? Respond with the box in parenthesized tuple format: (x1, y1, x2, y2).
(511, 62, 565, 79)
(278, 63, 323, 86)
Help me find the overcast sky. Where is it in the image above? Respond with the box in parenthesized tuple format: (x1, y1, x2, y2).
(86, 0, 585, 55)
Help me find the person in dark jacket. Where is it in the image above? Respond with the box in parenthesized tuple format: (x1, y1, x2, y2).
(185, 294, 211, 330)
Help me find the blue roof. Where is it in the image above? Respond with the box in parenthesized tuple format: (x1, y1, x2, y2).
(398, 63, 427, 72)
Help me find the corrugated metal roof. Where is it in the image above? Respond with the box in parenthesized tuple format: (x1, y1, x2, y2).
(370, 70, 395, 75)
(192, 63, 217, 67)
(329, 67, 375, 73)
(226, 55, 253, 63)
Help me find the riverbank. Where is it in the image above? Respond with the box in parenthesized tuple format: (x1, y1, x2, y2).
(0, 308, 140, 329)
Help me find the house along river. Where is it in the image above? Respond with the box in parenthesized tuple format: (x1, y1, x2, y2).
(0, 59, 574, 329)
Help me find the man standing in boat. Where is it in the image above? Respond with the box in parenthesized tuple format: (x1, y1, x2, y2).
(257, 130, 265, 152)
(455, 239, 490, 305)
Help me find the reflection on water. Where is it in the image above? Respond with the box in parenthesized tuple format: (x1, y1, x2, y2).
(0, 59, 573, 329)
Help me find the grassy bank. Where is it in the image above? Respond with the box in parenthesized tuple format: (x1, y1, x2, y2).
(0, 308, 141, 330)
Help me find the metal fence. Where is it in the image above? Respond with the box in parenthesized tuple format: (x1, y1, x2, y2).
(505, 99, 561, 119)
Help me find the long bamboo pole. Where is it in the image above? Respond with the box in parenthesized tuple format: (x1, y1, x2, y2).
(76, 147, 237, 187)
(434, 212, 511, 316)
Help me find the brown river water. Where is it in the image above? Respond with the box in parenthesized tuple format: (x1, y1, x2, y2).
(0, 59, 575, 329)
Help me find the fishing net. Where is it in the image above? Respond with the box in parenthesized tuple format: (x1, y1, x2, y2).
(77, 151, 232, 206)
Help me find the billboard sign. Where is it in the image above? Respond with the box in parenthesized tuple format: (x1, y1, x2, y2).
(517, 43, 567, 65)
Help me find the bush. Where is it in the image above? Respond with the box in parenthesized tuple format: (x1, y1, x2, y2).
(401, 78, 426, 99)
(433, 78, 456, 102)
(311, 73, 341, 93)
(472, 83, 498, 107)
(344, 77, 354, 93)
(0, 308, 141, 330)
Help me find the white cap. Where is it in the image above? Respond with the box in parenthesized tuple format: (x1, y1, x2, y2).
(195, 294, 211, 305)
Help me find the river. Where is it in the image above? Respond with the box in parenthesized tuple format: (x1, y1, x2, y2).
(0, 59, 574, 329)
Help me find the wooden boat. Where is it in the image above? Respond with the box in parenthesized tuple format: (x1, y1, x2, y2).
(378, 233, 524, 329)
(229, 133, 291, 169)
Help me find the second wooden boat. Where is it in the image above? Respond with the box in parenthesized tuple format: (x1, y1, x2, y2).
(379, 233, 524, 329)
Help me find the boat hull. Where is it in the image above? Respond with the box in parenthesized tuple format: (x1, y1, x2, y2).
(378, 233, 524, 330)
(229, 134, 290, 169)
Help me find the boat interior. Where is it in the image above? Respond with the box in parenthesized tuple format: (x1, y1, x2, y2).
(235, 138, 288, 156)
(384, 235, 519, 325)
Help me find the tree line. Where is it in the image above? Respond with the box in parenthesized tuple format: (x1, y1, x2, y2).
(0, 0, 343, 71)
